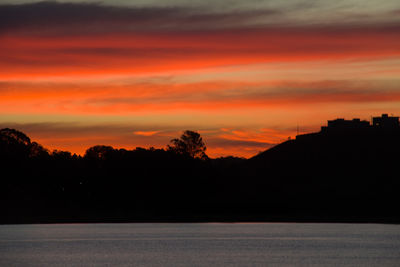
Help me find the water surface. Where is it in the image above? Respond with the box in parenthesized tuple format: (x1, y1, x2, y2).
(0, 223, 399, 266)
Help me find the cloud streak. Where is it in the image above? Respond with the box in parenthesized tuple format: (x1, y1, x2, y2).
(0, 1, 282, 35)
(2, 29, 400, 79)
(1, 80, 400, 115)
(1, 1, 399, 36)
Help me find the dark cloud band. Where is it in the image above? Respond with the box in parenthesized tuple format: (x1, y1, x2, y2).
(0, 1, 279, 34)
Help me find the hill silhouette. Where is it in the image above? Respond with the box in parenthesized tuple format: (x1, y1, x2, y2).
(1, 114, 399, 224)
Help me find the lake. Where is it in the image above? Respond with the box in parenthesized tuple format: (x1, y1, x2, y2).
(0, 223, 399, 266)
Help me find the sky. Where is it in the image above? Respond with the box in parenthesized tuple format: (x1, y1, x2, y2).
(0, 0, 400, 158)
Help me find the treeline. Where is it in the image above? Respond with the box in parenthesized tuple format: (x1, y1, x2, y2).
(1, 127, 399, 223)
(0, 128, 248, 223)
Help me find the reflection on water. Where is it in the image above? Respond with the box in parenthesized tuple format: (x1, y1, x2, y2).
(0, 223, 399, 266)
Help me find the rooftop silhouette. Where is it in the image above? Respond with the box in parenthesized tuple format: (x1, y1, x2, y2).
(296, 114, 400, 140)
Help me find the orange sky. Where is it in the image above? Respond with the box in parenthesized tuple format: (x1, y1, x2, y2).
(1, 0, 400, 158)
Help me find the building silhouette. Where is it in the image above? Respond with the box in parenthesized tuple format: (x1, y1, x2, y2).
(373, 114, 400, 129)
(322, 114, 399, 132)
(297, 114, 399, 140)
(321, 118, 370, 133)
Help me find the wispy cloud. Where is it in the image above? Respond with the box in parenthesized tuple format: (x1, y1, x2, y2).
(133, 130, 159, 136)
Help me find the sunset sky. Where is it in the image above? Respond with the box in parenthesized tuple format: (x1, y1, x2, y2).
(1, 0, 400, 157)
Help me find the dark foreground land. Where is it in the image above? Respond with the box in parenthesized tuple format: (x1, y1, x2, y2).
(1, 116, 400, 224)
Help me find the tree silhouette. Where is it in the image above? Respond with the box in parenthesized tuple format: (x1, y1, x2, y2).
(0, 128, 31, 146)
(0, 128, 32, 159)
(29, 141, 49, 158)
(168, 130, 208, 159)
(52, 150, 73, 160)
(84, 145, 115, 160)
